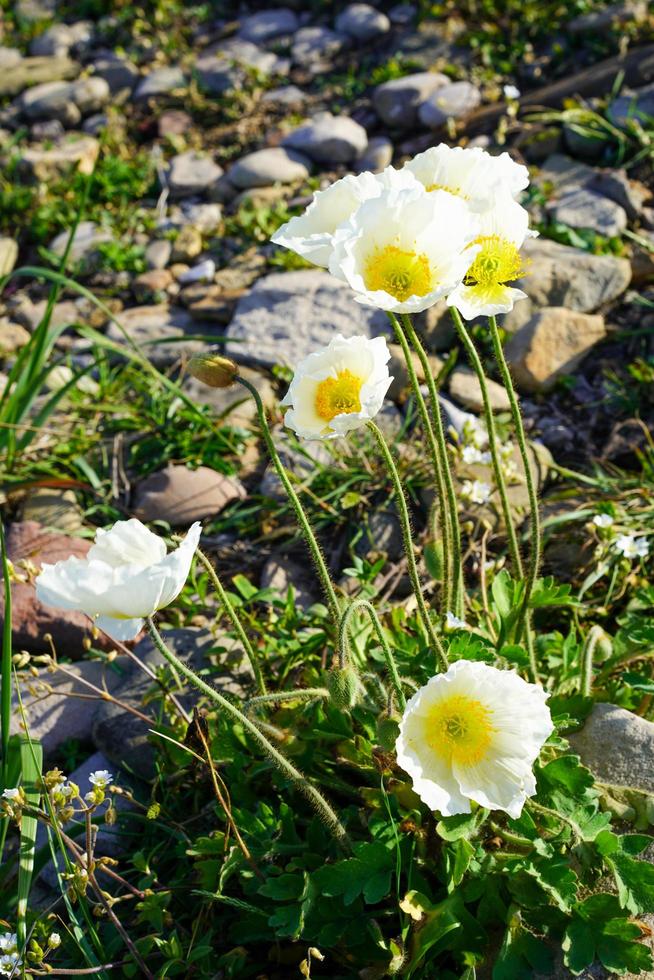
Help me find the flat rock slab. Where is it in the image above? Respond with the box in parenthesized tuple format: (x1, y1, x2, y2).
(569, 702, 654, 794)
(448, 367, 510, 413)
(20, 135, 99, 180)
(106, 304, 224, 366)
(0, 55, 79, 97)
(132, 463, 246, 525)
(238, 8, 299, 43)
(225, 269, 389, 369)
(517, 237, 631, 313)
(168, 150, 223, 198)
(373, 71, 450, 128)
(0, 521, 97, 656)
(228, 147, 312, 189)
(548, 187, 628, 237)
(418, 80, 481, 128)
(505, 307, 606, 393)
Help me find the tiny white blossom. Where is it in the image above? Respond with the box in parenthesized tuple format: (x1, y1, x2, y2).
(503, 84, 521, 100)
(2, 789, 20, 801)
(445, 612, 468, 630)
(0, 936, 16, 954)
(48, 933, 61, 948)
(52, 781, 74, 797)
(461, 445, 484, 465)
(593, 514, 614, 528)
(0, 953, 20, 977)
(461, 480, 492, 505)
(614, 534, 649, 559)
(89, 770, 113, 789)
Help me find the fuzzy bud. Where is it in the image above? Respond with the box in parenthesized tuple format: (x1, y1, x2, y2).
(187, 352, 238, 389)
(327, 667, 360, 709)
(376, 715, 401, 751)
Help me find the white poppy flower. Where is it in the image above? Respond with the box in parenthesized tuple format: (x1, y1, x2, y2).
(593, 513, 614, 529)
(329, 185, 479, 314)
(36, 519, 201, 641)
(448, 193, 536, 320)
(614, 534, 649, 559)
(271, 166, 420, 268)
(396, 660, 553, 817)
(404, 144, 529, 212)
(281, 334, 392, 440)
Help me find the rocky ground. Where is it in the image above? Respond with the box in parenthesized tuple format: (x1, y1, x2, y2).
(2, 1, 654, 975)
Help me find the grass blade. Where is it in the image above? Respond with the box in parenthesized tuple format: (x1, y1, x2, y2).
(17, 735, 42, 945)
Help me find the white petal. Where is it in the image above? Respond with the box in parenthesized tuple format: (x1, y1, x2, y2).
(95, 615, 144, 642)
(448, 284, 527, 320)
(89, 518, 166, 568)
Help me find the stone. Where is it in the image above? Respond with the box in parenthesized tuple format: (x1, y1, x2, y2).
(214, 249, 267, 291)
(106, 304, 222, 367)
(20, 135, 99, 181)
(30, 23, 91, 58)
(291, 27, 348, 68)
(0, 522, 97, 656)
(539, 152, 596, 190)
(394, 19, 455, 68)
(238, 8, 299, 43)
(387, 342, 444, 401)
(177, 259, 215, 284)
(15, 0, 55, 20)
(389, 3, 417, 24)
(562, 123, 607, 161)
(260, 85, 306, 110)
(548, 186, 628, 237)
(373, 71, 450, 128)
(30, 118, 65, 140)
(19, 80, 80, 124)
(0, 56, 79, 98)
(335, 3, 391, 41)
(504, 307, 606, 393)
(569, 703, 654, 794)
(355, 135, 393, 173)
(145, 239, 171, 270)
(48, 221, 113, 263)
(418, 81, 481, 128)
(375, 402, 404, 440)
(0, 319, 30, 355)
(609, 82, 654, 128)
(260, 426, 333, 500)
(418, 299, 457, 351)
(180, 202, 223, 234)
(355, 509, 404, 562)
(181, 363, 274, 425)
(260, 556, 317, 610)
(629, 230, 654, 284)
(132, 464, 246, 525)
(171, 225, 203, 262)
(226, 269, 389, 370)
(181, 285, 240, 324)
(132, 269, 173, 303)
(22, 489, 83, 533)
(10, 659, 131, 759)
(82, 113, 107, 136)
(71, 76, 110, 115)
(195, 40, 281, 95)
(0, 47, 22, 71)
(92, 53, 138, 93)
(134, 65, 186, 101)
(282, 112, 367, 164)
(0, 238, 18, 277)
(158, 108, 192, 138)
(448, 368, 510, 413)
(587, 169, 649, 222)
(229, 147, 311, 189)
(10, 297, 83, 333)
(168, 151, 223, 198)
(568, 0, 647, 33)
(517, 237, 631, 312)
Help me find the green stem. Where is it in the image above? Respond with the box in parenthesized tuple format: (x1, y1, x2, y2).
(236, 375, 341, 628)
(195, 547, 266, 696)
(400, 313, 465, 616)
(145, 618, 350, 850)
(245, 689, 329, 712)
(338, 598, 406, 709)
(449, 307, 523, 578)
(366, 421, 448, 673)
(581, 625, 603, 697)
(386, 312, 453, 616)
(489, 315, 541, 640)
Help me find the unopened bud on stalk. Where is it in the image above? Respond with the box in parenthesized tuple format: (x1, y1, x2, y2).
(327, 666, 360, 709)
(187, 352, 238, 389)
(376, 714, 401, 750)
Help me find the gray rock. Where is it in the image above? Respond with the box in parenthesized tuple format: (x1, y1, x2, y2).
(568, 0, 647, 32)
(335, 3, 391, 41)
(395, 20, 453, 68)
(504, 307, 606, 393)
(20, 136, 100, 180)
(226, 269, 389, 370)
(0, 238, 18, 277)
(194, 51, 242, 95)
(389, 3, 417, 24)
(219, 37, 284, 75)
(106, 304, 223, 366)
(0, 56, 79, 98)
(145, 239, 172, 270)
(259, 426, 333, 500)
(238, 8, 299, 43)
(19, 80, 80, 124)
(30, 22, 92, 58)
(562, 122, 607, 161)
(195, 40, 282, 94)
(82, 112, 107, 136)
(260, 84, 306, 109)
(171, 225, 203, 262)
(0, 319, 30, 355)
(0, 47, 22, 71)
(569, 702, 654, 794)
(355, 509, 404, 562)
(92, 53, 138, 93)
(71, 76, 111, 115)
(30, 118, 65, 140)
(132, 463, 246, 525)
(373, 71, 450, 128)
(291, 27, 348, 68)
(15, 0, 55, 21)
(609, 81, 654, 127)
(517, 237, 631, 312)
(588, 168, 649, 221)
(548, 186, 628, 237)
(539, 152, 597, 190)
(448, 368, 510, 413)
(228, 147, 311, 189)
(355, 135, 393, 173)
(180, 201, 222, 234)
(375, 401, 404, 440)
(282, 112, 367, 164)
(168, 151, 223, 198)
(418, 80, 481, 128)
(134, 65, 186, 100)
(260, 555, 318, 610)
(49, 221, 113, 264)
(181, 363, 275, 426)
(23, 488, 83, 533)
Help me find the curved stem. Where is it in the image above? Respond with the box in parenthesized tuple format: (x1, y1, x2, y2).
(400, 313, 464, 616)
(235, 375, 341, 628)
(145, 618, 350, 850)
(338, 598, 406, 709)
(366, 420, 448, 673)
(581, 625, 603, 697)
(195, 547, 266, 695)
(386, 312, 453, 616)
(449, 307, 523, 578)
(489, 315, 541, 640)
(245, 689, 329, 713)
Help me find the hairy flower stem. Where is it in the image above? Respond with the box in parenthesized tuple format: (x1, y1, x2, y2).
(581, 625, 603, 696)
(338, 598, 406, 709)
(400, 313, 464, 617)
(236, 374, 341, 628)
(245, 689, 329, 713)
(489, 315, 541, 641)
(194, 547, 266, 695)
(366, 421, 449, 673)
(386, 311, 453, 616)
(145, 618, 350, 850)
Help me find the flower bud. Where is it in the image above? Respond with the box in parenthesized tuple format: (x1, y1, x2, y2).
(187, 352, 238, 389)
(376, 714, 401, 751)
(327, 667, 360, 709)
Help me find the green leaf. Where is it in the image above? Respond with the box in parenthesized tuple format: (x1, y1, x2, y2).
(608, 852, 654, 914)
(445, 838, 475, 889)
(563, 918, 595, 973)
(17, 736, 42, 944)
(424, 541, 444, 581)
(258, 873, 304, 901)
(311, 842, 393, 906)
(437, 810, 487, 841)
(491, 570, 514, 620)
(529, 577, 574, 608)
(540, 755, 594, 795)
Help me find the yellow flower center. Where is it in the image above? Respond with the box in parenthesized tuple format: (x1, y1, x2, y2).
(425, 694, 495, 766)
(314, 369, 363, 422)
(364, 244, 433, 301)
(425, 182, 470, 200)
(466, 235, 525, 287)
